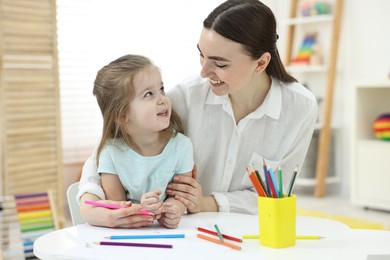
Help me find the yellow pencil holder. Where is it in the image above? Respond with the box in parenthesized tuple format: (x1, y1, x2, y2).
(258, 195, 296, 248)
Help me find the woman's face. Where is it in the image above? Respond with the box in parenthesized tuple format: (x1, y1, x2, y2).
(197, 28, 259, 96)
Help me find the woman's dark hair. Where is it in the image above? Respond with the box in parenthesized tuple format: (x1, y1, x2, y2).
(203, 0, 296, 83)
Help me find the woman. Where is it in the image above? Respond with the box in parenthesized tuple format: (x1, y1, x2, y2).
(78, 0, 317, 228)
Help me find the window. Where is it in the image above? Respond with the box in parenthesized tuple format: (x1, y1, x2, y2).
(56, 0, 225, 164)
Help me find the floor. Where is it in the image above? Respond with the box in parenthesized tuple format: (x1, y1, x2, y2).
(295, 187, 390, 230)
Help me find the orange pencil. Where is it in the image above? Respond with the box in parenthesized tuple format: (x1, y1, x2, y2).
(249, 172, 266, 197)
(197, 234, 241, 250)
(246, 166, 265, 196)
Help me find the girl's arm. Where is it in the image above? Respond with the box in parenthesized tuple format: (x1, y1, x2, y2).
(101, 173, 126, 201)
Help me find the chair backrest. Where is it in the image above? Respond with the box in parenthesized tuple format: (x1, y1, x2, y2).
(66, 182, 84, 225)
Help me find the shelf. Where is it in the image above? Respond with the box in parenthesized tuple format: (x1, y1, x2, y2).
(357, 139, 390, 145)
(284, 14, 334, 25)
(351, 83, 390, 211)
(315, 123, 341, 131)
(295, 176, 340, 187)
(286, 64, 327, 73)
(284, 0, 344, 197)
(356, 82, 390, 89)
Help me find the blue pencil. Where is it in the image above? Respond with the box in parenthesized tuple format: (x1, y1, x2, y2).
(268, 167, 280, 198)
(104, 234, 185, 239)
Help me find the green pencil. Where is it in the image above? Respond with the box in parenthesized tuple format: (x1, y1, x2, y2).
(278, 166, 283, 198)
(214, 224, 224, 242)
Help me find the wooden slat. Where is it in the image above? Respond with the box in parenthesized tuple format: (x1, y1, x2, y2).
(8, 147, 56, 159)
(7, 169, 58, 183)
(2, 5, 52, 18)
(3, 82, 55, 90)
(6, 133, 56, 143)
(2, 0, 51, 9)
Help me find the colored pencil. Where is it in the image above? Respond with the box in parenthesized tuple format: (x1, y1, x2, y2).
(242, 234, 324, 240)
(287, 166, 298, 197)
(84, 200, 152, 215)
(214, 224, 224, 241)
(265, 170, 277, 198)
(248, 170, 266, 197)
(253, 166, 269, 197)
(197, 234, 241, 250)
(94, 241, 173, 249)
(268, 167, 280, 198)
(65, 231, 90, 247)
(262, 159, 271, 196)
(84, 200, 122, 209)
(248, 165, 267, 197)
(197, 227, 242, 243)
(104, 234, 185, 239)
(278, 166, 283, 198)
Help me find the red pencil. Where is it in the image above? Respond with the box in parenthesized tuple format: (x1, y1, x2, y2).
(196, 227, 242, 243)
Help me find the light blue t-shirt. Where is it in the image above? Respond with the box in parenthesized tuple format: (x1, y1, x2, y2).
(98, 133, 194, 203)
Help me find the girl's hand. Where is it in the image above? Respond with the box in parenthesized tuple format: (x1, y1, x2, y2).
(166, 165, 202, 213)
(140, 190, 163, 217)
(158, 202, 183, 229)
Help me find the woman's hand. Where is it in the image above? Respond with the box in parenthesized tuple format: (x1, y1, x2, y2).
(80, 193, 154, 228)
(166, 165, 202, 213)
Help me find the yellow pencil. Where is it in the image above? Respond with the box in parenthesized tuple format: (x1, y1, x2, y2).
(242, 234, 324, 240)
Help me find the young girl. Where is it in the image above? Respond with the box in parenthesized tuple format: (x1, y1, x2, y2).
(93, 54, 193, 228)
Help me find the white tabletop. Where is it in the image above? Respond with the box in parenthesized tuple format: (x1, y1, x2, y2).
(34, 212, 390, 260)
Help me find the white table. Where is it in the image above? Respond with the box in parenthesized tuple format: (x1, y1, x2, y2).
(34, 212, 390, 260)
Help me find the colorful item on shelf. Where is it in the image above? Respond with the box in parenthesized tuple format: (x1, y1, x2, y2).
(292, 33, 316, 64)
(373, 113, 390, 141)
(300, 0, 332, 17)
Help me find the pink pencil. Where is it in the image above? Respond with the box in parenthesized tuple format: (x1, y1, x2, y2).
(84, 200, 152, 215)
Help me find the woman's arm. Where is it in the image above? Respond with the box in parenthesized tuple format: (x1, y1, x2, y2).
(79, 193, 154, 228)
(165, 166, 218, 213)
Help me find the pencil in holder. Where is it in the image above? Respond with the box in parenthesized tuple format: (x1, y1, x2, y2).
(258, 195, 296, 248)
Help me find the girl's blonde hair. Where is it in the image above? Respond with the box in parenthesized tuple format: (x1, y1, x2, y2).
(93, 54, 183, 164)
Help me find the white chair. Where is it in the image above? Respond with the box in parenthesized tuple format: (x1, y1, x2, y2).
(66, 182, 84, 225)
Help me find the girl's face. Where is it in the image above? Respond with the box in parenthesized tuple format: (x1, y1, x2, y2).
(197, 28, 261, 96)
(125, 66, 171, 136)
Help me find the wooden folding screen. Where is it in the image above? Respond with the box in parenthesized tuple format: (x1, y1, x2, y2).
(0, 0, 64, 227)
